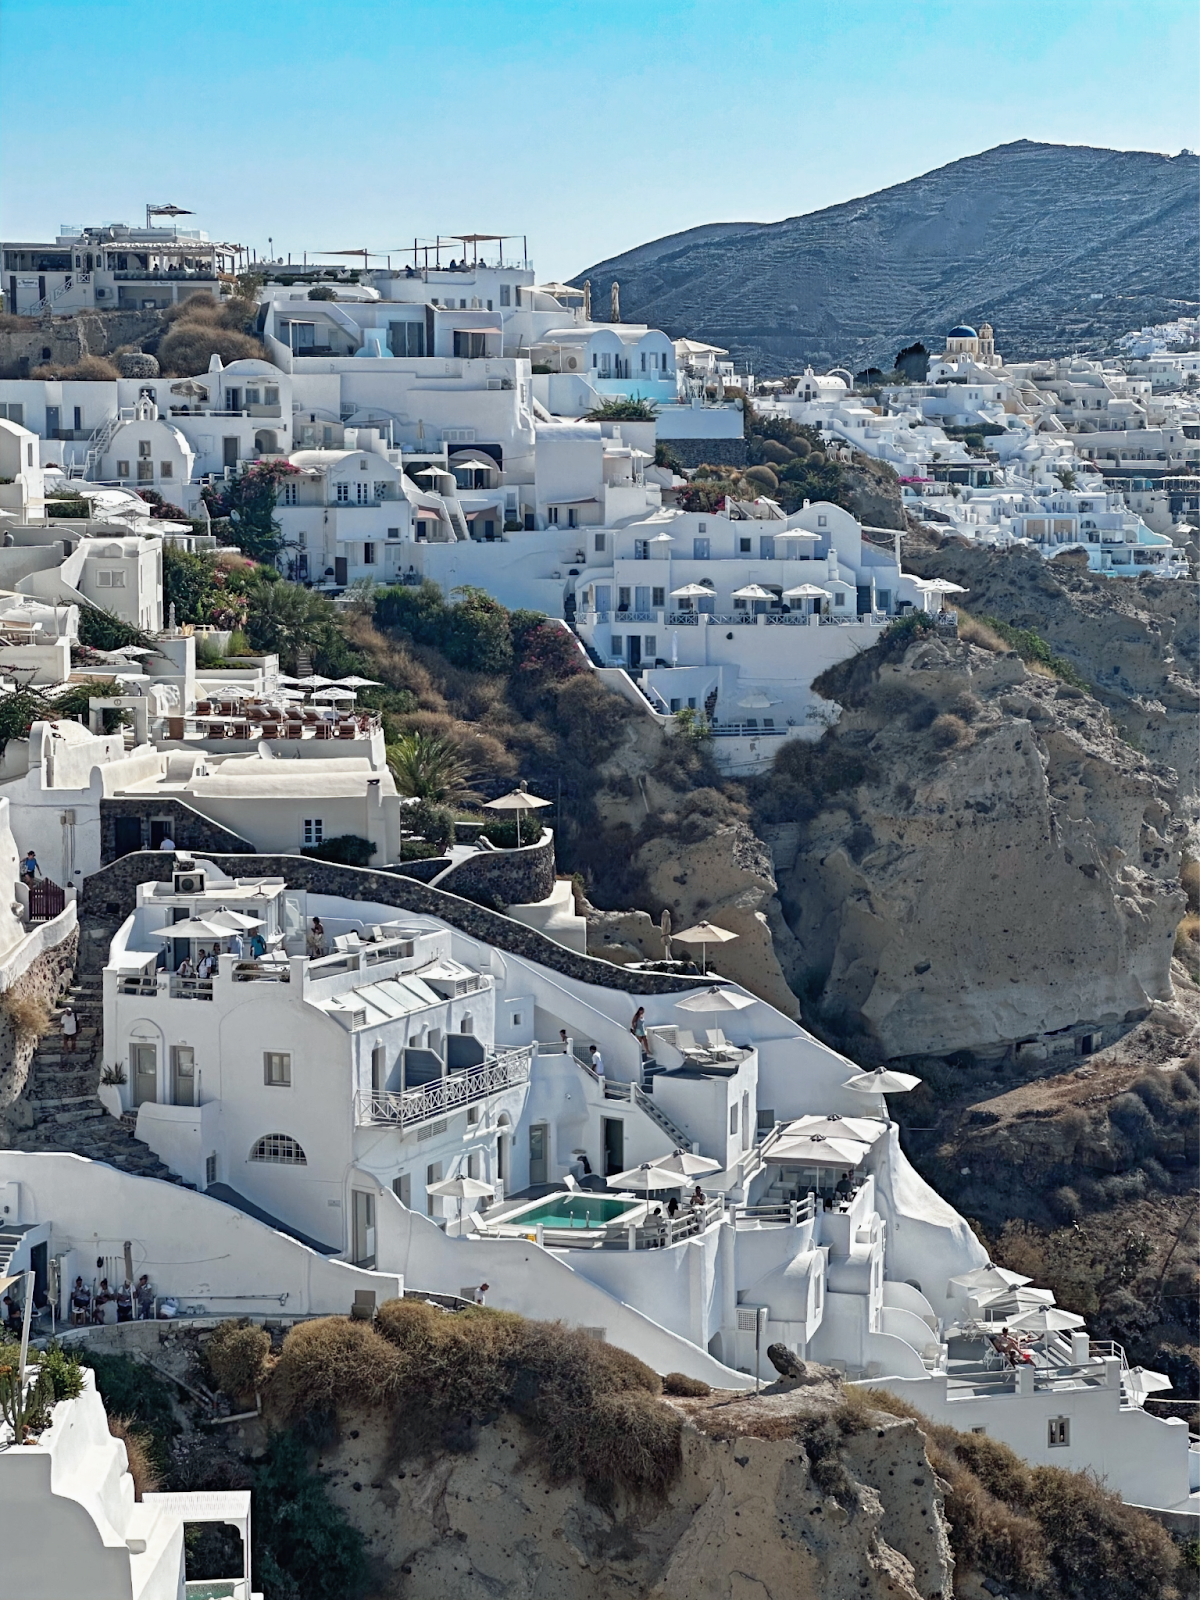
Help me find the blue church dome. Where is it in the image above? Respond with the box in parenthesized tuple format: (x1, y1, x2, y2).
(948, 325, 978, 339)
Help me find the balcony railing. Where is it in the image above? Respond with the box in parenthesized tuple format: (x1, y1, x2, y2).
(169, 976, 214, 1001)
(355, 1046, 533, 1127)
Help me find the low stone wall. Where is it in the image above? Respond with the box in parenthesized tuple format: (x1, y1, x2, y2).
(81, 851, 707, 996)
(394, 856, 452, 883)
(0, 926, 78, 1112)
(100, 798, 255, 863)
(429, 832, 556, 908)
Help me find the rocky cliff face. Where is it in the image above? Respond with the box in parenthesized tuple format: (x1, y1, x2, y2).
(313, 1381, 957, 1600)
(757, 630, 1186, 1062)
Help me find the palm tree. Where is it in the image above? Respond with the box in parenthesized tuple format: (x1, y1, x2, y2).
(387, 731, 475, 803)
(244, 579, 334, 671)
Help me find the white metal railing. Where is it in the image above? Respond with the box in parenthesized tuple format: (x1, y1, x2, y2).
(621, 1195, 725, 1249)
(355, 1046, 533, 1126)
(730, 1194, 816, 1228)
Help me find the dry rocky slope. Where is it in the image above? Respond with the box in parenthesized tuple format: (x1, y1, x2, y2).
(755, 628, 1186, 1063)
(573, 141, 1199, 372)
(316, 1382, 955, 1600)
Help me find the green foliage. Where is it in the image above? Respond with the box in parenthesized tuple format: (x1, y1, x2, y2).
(243, 575, 337, 670)
(38, 1343, 84, 1402)
(673, 705, 709, 743)
(0, 687, 56, 756)
(300, 834, 377, 868)
(307, 285, 337, 301)
(45, 498, 91, 519)
(975, 614, 1089, 688)
(680, 477, 740, 514)
(51, 678, 132, 733)
(654, 441, 684, 473)
(77, 605, 155, 654)
(203, 462, 299, 563)
(373, 581, 515, 674)
(163, 545, 253, 631)
(388, 730, 474, 802)
(0, 1351, 55, 1440)
(584, 396, 657, 421)
(251, 1429, 367, 1600)
(77, 1351, 179, 1459)
(480, 816, 544, 849)
(403, 798, 456, 851)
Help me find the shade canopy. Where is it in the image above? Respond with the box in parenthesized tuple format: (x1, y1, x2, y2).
(208, 910, 264, 931)
(451, 455, 500, 472)
(731, 583, 776, 601)
(783, 1114, 887, 1145)
(606, 1162, 671, 1191)
(765, 1133, 870, 1167)
(843, 1067, 922, 1095)
(150, 917, 239, 941)
(773, 528, 821, 541)
(675, 985, 755, 1014)
(485, 782, 551, 812)
(413, 465, 454, 478)
(737, 690, 780, 709)
(310, 686, 357, 700)
(292, 675, 336, 688)
(975, 1286, 1056, 1312)
(1007, 1307, 1086, 1335)
(672, 922, 739, 948)
(336, 675, 383, 688)
(649, 532, 675, 544)
(915, 577, 967, 594)
(782, 584, 829, 599)
(651, 1149, 722, 1180)
(426, 1175, 495, 1200)
(949, 1264, 1032, 1294)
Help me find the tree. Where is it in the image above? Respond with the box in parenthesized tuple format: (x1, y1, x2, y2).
(387, 731, 475, 803)
(203, 462, 299, 563)
(584, 397, 657, 421)
(243, 576, 336, 670)
(894, 342, 929, 382)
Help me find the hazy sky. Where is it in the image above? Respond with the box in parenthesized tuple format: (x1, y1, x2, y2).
(3, 0, 1196, 281)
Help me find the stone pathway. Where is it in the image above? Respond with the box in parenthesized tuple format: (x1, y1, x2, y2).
(6, 922, 189, 1185)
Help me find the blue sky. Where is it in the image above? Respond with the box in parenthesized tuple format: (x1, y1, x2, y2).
(2, 0, 1196, 280)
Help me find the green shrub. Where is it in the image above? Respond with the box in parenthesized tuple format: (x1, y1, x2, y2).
(205, 1320, 271, 1402)
(78, 1352, 179, 1462)
(403, 798, 456, 851)
(742, 465, 779, 492)
(584, 397, 657, 421)
(251, 1429, 367, 1600)
(299, 834, 376, 868)
(37, 1343, 84, 1402)
(480, 816, 544, 849)
(975, 614, 1089, 689)
(757, 439, 795, 465)
(45, 499, 91, 519)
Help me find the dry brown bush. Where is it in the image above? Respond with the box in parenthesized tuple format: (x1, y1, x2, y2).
(266, 1317, 402, 1426)
(663, 1372, 711, 1397)
(1181, 857, 1199, 914)
(156, 324, 265, 377)
(204, 1320, 271, 1402)
(930, 712, 972, 749)
(957, 612, 1012, 653)
(30, 354, 121, 381)
(108, 1416, 163, 1499)
(1, 991, 52, 1039)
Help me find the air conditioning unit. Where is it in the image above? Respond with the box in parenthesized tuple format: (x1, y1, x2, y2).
(173, 870, 205, 895)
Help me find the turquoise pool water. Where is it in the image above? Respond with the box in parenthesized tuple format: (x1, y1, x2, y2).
(514, 1195, 639, 1228)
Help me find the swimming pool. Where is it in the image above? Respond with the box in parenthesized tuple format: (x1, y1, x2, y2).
(508, 1194, 641, 1229)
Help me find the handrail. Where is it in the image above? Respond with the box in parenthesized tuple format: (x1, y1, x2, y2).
(355, 1046, 533, 1126)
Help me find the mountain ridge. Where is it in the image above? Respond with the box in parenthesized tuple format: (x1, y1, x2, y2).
(571, 140, 1199, 373)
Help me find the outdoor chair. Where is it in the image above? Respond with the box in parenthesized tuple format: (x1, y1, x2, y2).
(194, 700, 212, 716)
(260, 722, 279, 739)
(233, 722, 249, 740)
(208, 723, 226, 740)
(284, 723, 303, 739)
(705, 1028, 730, 1051)
(337, 722, 356, 739)
(314, 722, 331, 739)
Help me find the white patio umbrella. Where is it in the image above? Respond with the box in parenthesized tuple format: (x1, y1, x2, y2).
(672, 922, 738, 974)
(670, 583, 717, 599)
(450, 455, 499, 473)
(606, 1162, 671, 1192)
(649, 532, 675, 545)
(731, 583, 776, 601)
(675, 985, 755, 1014)
(916, 578, 968, 595)
(293, 674, 336, 688)
(336, 675, 383, 688)
(782, 583, 829, 600)
(484, 781, 552, 847)
(949, 1264, 1032, 1294)
(843, 1066, 922, 1095)
(765, 1134, 870, 1166)
(975, 1286, 1056, 1312)
(413, 465, 454, 480)
(737, 689, 781, 709)
(150, 917, 238, 941)
(774, 529, 821, 542)
(783, 1113, 887, 1145)
(651, 1149, 722, 1181)
(1006, 1306, 1086, 1335)
(275, 674, 305, 685)
(207, 909, 264, 931)
(310, 686, 357, 700)
(426, 1173, 496, 1227)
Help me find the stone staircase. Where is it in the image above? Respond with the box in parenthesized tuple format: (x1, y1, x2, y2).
(6, 927, 188, 1185)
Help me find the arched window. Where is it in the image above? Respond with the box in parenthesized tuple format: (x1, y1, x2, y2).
(250, 1134, 307, 1166)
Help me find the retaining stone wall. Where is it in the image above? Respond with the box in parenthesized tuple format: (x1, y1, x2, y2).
(430, 833, 556, 908)
(662, 438, 748, 469)
(81, 852, 705, 996)
(100, 798, 255, 863)
(0, 929, 78, 1112)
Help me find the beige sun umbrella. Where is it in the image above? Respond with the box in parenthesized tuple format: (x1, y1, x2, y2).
(843, 1066, 922, 1095)
(1006, 1306, 1086, 1335)
(783, 1113, 887, 1145)
(651, 1149, 722, 1181)
(782, 583, 829, 600)
(765, 1133, 871, 1167)
(670, 583, 716, 600)
(426, 1173, 496, 1228)
(731, 583, 776, 601)
(675, 985, 755, 1014)
(606, 1162, 672, 1192)
(672, 922, 738, 975)
(484, 781, 551, 847)
(737, 689, 780, 710)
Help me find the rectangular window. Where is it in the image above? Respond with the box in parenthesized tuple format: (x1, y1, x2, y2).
(138, 440, 152, 458)
(387, 526, 400, 539)
(610, 636, 623, 658)
(281, 483, 297, 505)
(693, 538, 710, 560)
(652, 586, 665, 608)
(547, 506, 558, 525)
(739, 537, 752, 553)
(1048, 1417, 1070, 1448)
(644, 635, 656, 657)
(116, 460, 130, 478)
(97, 569, 127, 588)
(303, 818, 323, 845)
(160, 462, 173, 479)
(467, 1152, 480, 1180)
(264, 1051, 292, 1087)
(245, 388, 261, 406)
(834, 592, 845, 607)
(205, 1153, 217, 1187)
(264, 387, 279, 405)
(426, 1161, 443, 1216)
(137, 461, 154, 482)
(387, 321, 426, 358)
(499, 284, 511, 307)
(466, 1106, 480, 1126)
(634, 539, 648, 560)
(634, 585, 651, 611)
(817, 514, 827, 527)
(393, 1173, 412, 1208)
(594, 532, 605, 553)
(363, 542, 376, 565)
(729, 1103, 739, 1135)
(336, 483, 350, 502)
(356, 481, 369, 504)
